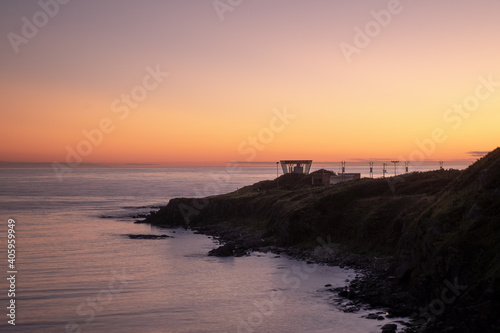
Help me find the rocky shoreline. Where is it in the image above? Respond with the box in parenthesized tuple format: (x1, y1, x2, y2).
(140, 213, 479, 333)
(150, 221, 419, 333)
(193, 220, 482, 332)
(140, 149, 500, 332)
(162, 220, 481, 333)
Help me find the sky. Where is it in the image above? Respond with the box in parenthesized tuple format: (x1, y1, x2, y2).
(1, 0, 499, 166)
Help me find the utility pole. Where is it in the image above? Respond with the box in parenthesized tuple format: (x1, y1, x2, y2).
(405, 161, 409, 173)
(276, 162, 279, 188)
(369, 162, 374, 179)
(341, 161, 346, 182)
(383, 163, 387, 178)
(391, 160, 400, 176)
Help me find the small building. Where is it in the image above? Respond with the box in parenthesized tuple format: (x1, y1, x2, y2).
(329, 173, 361, 185)
(310, 169, 337, 186)
(311, 173, 333, 186)
(280, 160, 312, 174)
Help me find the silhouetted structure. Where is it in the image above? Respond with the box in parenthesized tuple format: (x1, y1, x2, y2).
(330, 173, 361, 184)
(311, 169, 336, 186)
(280, 160, 312, 174)
(391, 160, 400, 176)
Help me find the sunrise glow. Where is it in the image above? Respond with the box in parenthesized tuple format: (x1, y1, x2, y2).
(1, 0, 499, 166)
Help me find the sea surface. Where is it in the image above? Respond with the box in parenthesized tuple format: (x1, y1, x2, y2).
(0, 164, 471, 332)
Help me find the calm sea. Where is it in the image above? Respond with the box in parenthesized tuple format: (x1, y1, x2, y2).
(0, 164, 471, 332)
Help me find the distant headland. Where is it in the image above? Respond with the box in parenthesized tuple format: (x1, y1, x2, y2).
(142, 147, 500, 332)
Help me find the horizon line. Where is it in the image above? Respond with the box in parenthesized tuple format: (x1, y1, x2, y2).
(0, 159, 479, 168)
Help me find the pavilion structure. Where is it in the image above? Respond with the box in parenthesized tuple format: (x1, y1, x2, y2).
(280, 160, 312, 174)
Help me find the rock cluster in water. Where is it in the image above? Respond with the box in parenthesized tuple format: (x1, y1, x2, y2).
(126, 234, 172, 239)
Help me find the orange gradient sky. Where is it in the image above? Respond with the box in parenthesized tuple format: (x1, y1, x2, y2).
(1, 0, 499, 166)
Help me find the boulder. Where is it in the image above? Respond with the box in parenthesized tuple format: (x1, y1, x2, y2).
(208, 243, 235, 257)
(381, 323, 397, 333)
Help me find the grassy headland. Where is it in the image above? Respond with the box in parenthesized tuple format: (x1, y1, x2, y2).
(143, 148, 500, 332)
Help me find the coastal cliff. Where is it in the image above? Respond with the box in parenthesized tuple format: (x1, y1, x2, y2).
(143, 148, 500, 332)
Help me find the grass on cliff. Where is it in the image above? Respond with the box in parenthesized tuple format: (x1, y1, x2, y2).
(212, 167, 462, 257)
(401, 148, 500, 288)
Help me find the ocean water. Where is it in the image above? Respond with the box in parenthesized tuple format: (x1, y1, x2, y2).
(0, 165, 469, 332)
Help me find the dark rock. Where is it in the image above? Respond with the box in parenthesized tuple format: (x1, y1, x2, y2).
(381, 323, 397, 332)
(127, 234, 171, 239)
(366, 313, 384, 320)
(99, 215, 114, 219)
(342, 305, 360, 313)
(208, 243, 235, 257)
(233, 248, 249, 257)
(394, 260, 411, 281)
(131, 213, 148, 219)
(325, 284, 332, 287)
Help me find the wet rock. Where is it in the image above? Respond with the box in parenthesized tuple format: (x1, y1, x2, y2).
(208, 243, 235, 257)
(381, 323, 397, 333)
(341, 304, 361, 313)
(100, 214, 120, 219)
(127, 234, 171, 239)
(366, 313, 384, 320)
(338, 289, 349, 298)
(131, 213, 148, 219)
(233, 248, 249, 257)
